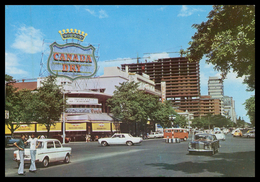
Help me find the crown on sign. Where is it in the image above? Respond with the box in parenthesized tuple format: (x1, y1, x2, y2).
(58, 29, 88, 42)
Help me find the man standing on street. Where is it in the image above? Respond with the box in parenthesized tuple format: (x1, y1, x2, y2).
(14, 134, 26, 176)
(26, 133, 39, 173)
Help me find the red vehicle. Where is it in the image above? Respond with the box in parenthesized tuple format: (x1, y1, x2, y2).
(164, 128, 189, 141)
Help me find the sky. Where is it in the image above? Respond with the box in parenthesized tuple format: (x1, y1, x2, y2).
(5, 5, 254, 123)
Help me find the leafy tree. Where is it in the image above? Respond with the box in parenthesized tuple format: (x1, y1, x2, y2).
(107, 82, 176, 133)
(34, 75, 65, 137)
(107, 82, 143, 125)
(210, 114, 233, 128)
(173, 115, 187, 128)
(187, 5, 255, 91)
(5, 75, 36, 136)
(151, 100, 177, 128)
(236, 116, 247, 128)
(243, 95, 255, 126)
(191, 114, 233, 129)
(191, 117, 208, 129)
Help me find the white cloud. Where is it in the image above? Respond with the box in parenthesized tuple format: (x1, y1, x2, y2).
(85, 8, 108, 19)
(5, 52, 28, 75)
(96, 58, 136, 76)
(157, 6, 166, 11)
(86, 8, 95, 15)
(99, 9, 108, 19)
(178, 5, 204, 17)
(223, 70, 245, 84)
(11, 25, 45, 54)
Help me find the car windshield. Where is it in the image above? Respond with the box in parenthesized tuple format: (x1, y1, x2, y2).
(194, 135, 213, 141)
(24, 141, 44, 149)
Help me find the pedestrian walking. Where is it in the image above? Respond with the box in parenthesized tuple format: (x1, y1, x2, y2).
(26, 133, 39, 173)
(14, 134, 26, 176)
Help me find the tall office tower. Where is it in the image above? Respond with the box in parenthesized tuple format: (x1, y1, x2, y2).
(121, 57, 201, 117)
(208, 76, 224, 99)
(208, 76, 224, 115)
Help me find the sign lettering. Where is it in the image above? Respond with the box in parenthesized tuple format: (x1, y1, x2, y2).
(47, 42, 97, 80)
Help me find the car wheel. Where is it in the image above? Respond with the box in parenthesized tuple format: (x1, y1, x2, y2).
(64, 154, 70, 163)
(101, 141, 108, 147)
(42, 157, 49, 167)
(126, 141, 133, 146)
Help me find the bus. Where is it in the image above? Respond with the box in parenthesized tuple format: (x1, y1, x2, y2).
(163, 128, 189, 141)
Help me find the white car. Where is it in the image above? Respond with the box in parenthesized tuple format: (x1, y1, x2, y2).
(98, 133, 142, 146)
(214, 131, 226, 141)
(147, 132, 164, 138)
(13, 139, 72, 167)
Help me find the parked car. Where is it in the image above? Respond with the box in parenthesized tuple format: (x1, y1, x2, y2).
(13, 139, 71, 167)
(188, 133, 220, 155)
(213, 127, 221, 132)
(233, 130, 243, 137)
(147, 132, 163, 138)
(243, 130, 255, 138)
(98, 133, 142, 146)
(222, 128, 229, 134)
(214, 131, 226, 141)
(52, 135, 71, 143)
(5, 135, 20, 147)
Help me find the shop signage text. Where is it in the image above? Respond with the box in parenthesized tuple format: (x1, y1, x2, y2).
(67, 98, 99, 105)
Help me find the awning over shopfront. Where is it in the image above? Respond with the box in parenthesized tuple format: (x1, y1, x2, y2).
(66, 113, 113, 122)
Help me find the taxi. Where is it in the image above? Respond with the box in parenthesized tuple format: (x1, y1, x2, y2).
(233, 130, 242, 137)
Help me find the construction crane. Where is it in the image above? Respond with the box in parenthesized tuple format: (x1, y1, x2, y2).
(105, 55, 150, 63)
(144, 48, 187, 57)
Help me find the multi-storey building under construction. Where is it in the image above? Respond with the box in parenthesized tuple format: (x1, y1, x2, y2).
(121, 57, 201, 117)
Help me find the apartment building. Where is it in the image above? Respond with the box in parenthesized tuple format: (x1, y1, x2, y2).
(199, 95, 222, 117)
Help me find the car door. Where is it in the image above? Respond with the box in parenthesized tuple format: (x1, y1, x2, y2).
(54, 141, 64, 161)
(46, 141, 58, 162)
(109, 134, 120, 144)
(119, 134, 127, 144)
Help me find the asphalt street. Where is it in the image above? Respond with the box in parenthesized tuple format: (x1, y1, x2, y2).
(5, 134, 255, 177)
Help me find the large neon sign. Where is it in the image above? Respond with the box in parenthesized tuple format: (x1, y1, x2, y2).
(47, 29, 97, 80)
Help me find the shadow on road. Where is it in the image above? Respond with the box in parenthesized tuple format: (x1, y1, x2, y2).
(145, 151, 255, 177)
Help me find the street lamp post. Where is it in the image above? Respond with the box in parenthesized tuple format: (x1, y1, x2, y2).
(63, 91, 66, 144)
(62, 90, 70, 144)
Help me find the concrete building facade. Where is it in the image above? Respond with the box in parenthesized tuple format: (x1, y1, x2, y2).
(199, 95, 222, 117)
(223, 96, 237, 123)
(7, 67, 160, 140)
(121, 57, 201, 117)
